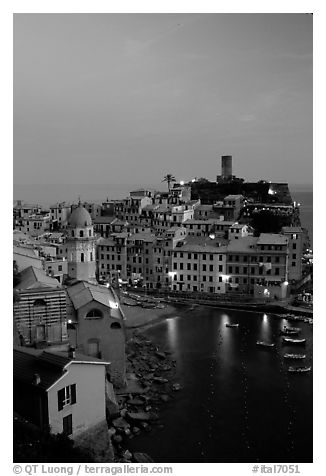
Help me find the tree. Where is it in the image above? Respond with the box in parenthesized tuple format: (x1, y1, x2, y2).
(162, 174, 176, 192)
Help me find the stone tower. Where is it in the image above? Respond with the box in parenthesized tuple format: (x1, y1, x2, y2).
(66, 202, 97, 282)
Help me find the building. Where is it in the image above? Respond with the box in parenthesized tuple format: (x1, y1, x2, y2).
(14, 266, 68, 346)
(66, 202, 97, 282)
(13, 347, 109, 439)
(171, 236, 227, 293)
(49, 202, 72, 230)
(225, 234, 289, 299)
(66, 281, 126, 388)
(281, 226, 303, 282)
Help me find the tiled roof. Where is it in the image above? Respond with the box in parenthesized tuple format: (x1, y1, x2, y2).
(15, 266, 62, 290)
(13, 347, 108, 391)
(281, 226, 303, 233)
(94, 216, 116, 224)
(227, 236, 258, 253)
(13, 347, 69, 391)
(257, 234, 288, 245)
(67, 281, 124, 319)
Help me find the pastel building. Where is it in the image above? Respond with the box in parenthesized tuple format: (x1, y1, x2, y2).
(13, 347, 109, 440)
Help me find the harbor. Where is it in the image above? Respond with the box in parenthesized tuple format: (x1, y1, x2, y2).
(126, 305, 313, 463)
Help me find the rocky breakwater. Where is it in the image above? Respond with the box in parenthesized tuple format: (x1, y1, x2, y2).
(108, 331, 182, 463)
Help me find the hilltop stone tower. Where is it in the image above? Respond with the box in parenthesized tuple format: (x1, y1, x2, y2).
(66, 201, 97, 282)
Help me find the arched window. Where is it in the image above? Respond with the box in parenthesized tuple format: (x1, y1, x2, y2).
(110, 322, 121, 329)
(86, 308, 103, 319)
(80, 230, 84, 237)
(81, 252, 84, 262)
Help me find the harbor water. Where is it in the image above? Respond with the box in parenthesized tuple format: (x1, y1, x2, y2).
(127, 306, 313, 463)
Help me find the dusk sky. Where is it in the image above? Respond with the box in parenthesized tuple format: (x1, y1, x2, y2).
(13, 13, 312, 187)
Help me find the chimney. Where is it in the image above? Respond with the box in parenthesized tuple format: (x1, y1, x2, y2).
(68, 346, 76, 359)
(33, 373, 41, 386)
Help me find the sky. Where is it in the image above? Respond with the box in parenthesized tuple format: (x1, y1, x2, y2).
(13, 13, 313, 187)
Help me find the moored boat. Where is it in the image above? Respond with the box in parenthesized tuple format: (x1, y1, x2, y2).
(287, 366, 311, 373)
(226, 323, 239, 328)
(284, 353, 306, 360)
(282, 337, 306, 345)
(280, 326, 301, 336)
(256, 341, 275, 348)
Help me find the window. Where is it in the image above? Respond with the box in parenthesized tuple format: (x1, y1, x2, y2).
(219, 255, 223, 261)
(180, 274, 184, 282)
(86, 309, 103, 319)
(229, 266, 233, 273)
(194, 263, 197, 271)
(209, 276, 213, 282)
(293, 243, 297, 250)
(218, 276, 222, 283)
(203, 264, 207, 271)
(58, 384, 76, 411)
(187, 263, 191, 270)
(58, 265, 62, 271)
(292, 261, 296, 267)
(110, 322, 121, 329)
(173, 262, 177, 270)
(275, 268, 280, 275)
(80, 253, 84, 262)
(80, 230, 84, 238)
(275, 257, 280, 263)
(63, 414, 73, 436)
(194, 254, 198, 259)
(292, 254, 297, 259)
(209, 265, 213, 272)
(209, 254, 213, 261)
(188, 253, 191, 259)
(180, 263, 184, 270)
(203, 254, 206, 260)
(203, 275, 207, 281)
(89, 230, 92, 237)
(229, 255, 233, 262)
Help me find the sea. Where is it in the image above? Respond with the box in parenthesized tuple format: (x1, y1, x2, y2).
(127, 307, 313, 463)
(13, 182, 313, 247)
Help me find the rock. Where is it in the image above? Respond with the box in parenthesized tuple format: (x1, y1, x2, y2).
(155, 351, 166, 360)
(172, 383, 182, 391)
(124, 428, 132, 437)
(128, 398, 145, 406)
(108, 427, 116, 436)
(112, 434, 123, 444)
(120, 408, 128, 417)
(162, 365, 172, 371)
(122, 450, 133, 461)
(133, 452, 154, 463)
(132, 426, 141, 435)
(153, 377, 169, 384)
(112, 417, 130, 430)
(127, 411, 159, 422)
(160, 394, 170, 403)
(145, 405, 152, 411)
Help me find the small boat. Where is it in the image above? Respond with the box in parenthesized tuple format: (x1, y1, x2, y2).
(256, 341, 275, 348)
(280, 326, 301, 336)
(288, 366, 311, 373)
(226, 323, 239, 328)
(284, 353, 306, 360)
(282, 337, 306, 345)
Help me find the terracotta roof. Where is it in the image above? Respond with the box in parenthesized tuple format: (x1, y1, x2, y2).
(257, 234, 288, 245)
(15, 266, 62, 290)
(13, 347, 109, 391)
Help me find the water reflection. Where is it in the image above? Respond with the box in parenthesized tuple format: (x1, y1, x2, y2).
(166, 316, 179, 349)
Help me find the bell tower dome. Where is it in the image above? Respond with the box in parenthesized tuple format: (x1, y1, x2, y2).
(66, 202, 97, 282)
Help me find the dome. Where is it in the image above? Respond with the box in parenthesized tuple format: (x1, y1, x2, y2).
(68, 203, 92, 227)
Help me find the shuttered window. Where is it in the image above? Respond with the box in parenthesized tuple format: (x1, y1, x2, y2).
(57, 384, 76, 411)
